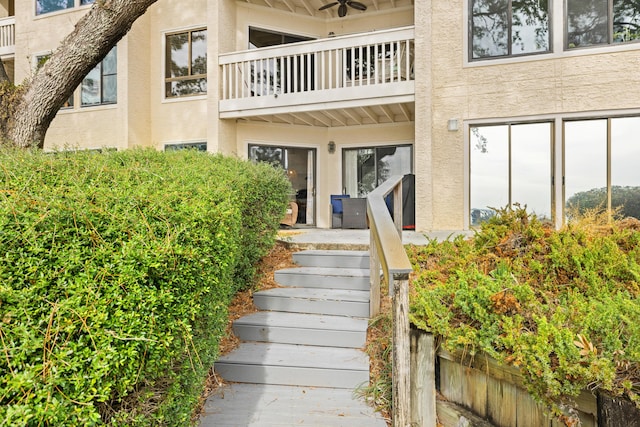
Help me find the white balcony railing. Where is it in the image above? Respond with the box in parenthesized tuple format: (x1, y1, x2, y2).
(0, 16, 15, 57)
(219, 26, 415, 118)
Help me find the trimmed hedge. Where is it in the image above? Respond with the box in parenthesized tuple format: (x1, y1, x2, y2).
(0, 148, 290, 426)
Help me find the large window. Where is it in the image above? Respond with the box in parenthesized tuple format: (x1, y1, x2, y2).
(470, 123, 553, 225)
(470, 0, 550, 60)
(81, 47, 117, 106)
(36, 0, 93, 15)
(343, 145, 413, 197)
(567, 0, 640, 48)
(165, 29, 207, 98)
(564, 118, 640, 219)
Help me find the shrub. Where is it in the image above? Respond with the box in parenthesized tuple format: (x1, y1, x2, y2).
(410, 206, 640, 419)
(0, 148, 289, 425)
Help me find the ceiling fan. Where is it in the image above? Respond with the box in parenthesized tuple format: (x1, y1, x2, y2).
(319, 0, 367, 18)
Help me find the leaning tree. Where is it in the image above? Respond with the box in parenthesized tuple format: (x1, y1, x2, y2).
(0, 0, 159, 148)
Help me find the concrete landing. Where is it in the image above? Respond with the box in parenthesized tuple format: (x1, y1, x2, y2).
(199, 383, 388, 427)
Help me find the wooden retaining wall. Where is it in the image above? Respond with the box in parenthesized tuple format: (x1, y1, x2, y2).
(409, 329, 639, 427)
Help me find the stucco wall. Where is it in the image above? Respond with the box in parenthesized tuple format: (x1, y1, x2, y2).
(423, 0, 640, 230)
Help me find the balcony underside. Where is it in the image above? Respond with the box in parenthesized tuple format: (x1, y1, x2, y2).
(222, 83, 415, 127)
(237, 0, 414, 19)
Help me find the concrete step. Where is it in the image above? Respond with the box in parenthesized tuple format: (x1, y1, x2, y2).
(199, 383, 388, 427)
(233, 311, 368, 348)
(214, 342, 369, 389)
(253, 287, 370, 317)
(293, 249, 370, 269)
(274, 266, 369, 291)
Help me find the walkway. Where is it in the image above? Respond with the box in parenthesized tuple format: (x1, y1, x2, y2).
(199, 228, 470, 427)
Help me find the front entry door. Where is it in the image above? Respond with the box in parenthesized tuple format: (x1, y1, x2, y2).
(249, 144, 316, 226)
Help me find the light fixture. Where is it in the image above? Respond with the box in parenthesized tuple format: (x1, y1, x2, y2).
(447, 118, 459, 132)
(328, 141, 336, 153)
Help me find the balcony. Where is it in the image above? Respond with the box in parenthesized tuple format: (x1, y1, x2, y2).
(219, 26, 415, 127)
(0, 16, 15, 58)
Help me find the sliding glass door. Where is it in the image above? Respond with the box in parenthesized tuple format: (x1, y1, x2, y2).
(249, 144, 316, 225)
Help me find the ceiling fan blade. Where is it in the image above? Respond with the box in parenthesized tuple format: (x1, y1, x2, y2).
(318, 2, 339, 11)
(347, 1, 367, 11)
(338, 4, 347, 17)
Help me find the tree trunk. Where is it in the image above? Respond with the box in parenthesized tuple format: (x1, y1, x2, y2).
(8, 0, 159, 149)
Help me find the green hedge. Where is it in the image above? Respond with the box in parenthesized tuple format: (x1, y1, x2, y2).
(0, 148, 290, 426)
(410, 207, 640, 419)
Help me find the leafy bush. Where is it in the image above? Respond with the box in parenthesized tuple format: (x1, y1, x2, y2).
(0, 148, 290, 425)
(410, 207, 640, 419)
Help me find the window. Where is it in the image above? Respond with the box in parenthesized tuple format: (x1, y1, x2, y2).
(165, 29, 207, 98)
(470, 123, 553, 225)
(36, 0, 93, 15)
(164, 142, 207, 151)
(470, 0, 550, 60)
(81, 47, 117, 106)
(35, 54, 73, 108)
(566, 0, 640, 48)
(564, 118, 640, 220)
(343, 145, 413, 198)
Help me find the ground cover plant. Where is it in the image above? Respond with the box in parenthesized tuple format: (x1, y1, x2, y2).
(0, 148, 290, 426)
(409, 207, 640, 422)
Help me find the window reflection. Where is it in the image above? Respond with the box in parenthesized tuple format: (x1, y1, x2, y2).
(511, 123, 551, 218)
(611, 117, 640, 219)
(165, 29, 207, 98)
(470, 0, 549, 59)
(564, 120, 607, 217)
(36, 0, 73, 15)
(470, 123, 552, 226)
(470, 126, 509, 224)
(343, 146, 412, 198)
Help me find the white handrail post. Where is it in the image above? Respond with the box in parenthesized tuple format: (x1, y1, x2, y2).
(392, 273, 410, 427)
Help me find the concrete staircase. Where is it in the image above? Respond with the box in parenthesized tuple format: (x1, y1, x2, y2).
(203, 249, 387, 426)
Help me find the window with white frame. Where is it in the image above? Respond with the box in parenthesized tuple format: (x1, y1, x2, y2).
(36, 0, 94, 15)
(566, 0, 640, 49)
(81, 46, 117, 106)
(469, 0, 550, 60)
(165, 29, 207, 98)
(469, 122, 553, 225)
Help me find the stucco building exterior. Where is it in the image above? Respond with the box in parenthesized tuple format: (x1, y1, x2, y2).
(1, 1, 639, 231)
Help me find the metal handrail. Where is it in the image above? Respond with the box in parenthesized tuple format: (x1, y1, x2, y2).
(366, 175, 412, 427)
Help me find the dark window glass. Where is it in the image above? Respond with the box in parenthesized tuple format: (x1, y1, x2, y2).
(567, 0, 640, 48)
(471, 0, 550, 59)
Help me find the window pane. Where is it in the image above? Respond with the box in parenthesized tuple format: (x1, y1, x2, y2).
(511, 123, 552, 219)
(470, 126, 509, 225)
(567, 0, 609, 48)
(512, 0, 550, 54)
(166, 78, 206, 97)
(613, 0, 640, 43)
(166, 33, 189, 78)
(102, 47, 117, 75)
(564, 120, 607, 217)
(81, 66, 101, 105)
(376, 146, 412, 186)
(357, 149, 376, 197)
(611, 117, 640, 219)
(471, 0, 509, 58)
(81, 0, 95, 4)
(102, 75, 117, 103)
(248, 145, 284, 167)
(191, 30, 207, 75)
(36, 0, 73, 15)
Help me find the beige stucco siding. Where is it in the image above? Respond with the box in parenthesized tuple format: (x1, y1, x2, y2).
(422, 0, 640, 230)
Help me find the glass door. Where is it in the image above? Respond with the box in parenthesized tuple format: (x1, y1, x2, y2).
(249, 144, 316, 226)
